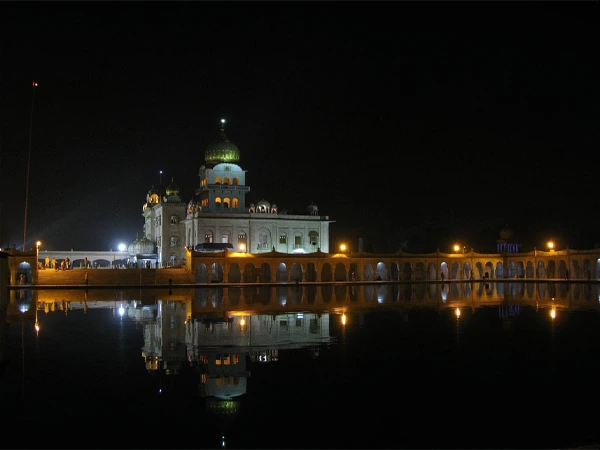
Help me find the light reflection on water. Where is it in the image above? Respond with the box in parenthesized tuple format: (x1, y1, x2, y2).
(2, 281, 600, 449)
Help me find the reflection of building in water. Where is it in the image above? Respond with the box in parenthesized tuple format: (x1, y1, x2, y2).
(140, 300, 331, 447)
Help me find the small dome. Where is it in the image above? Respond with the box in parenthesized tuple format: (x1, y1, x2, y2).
(256, 199, 271, 209)
(205, 119, 240, 165)
(129, 235, 155, 255)
(500, 226, 514, 240)
(165, 178, 179, 197)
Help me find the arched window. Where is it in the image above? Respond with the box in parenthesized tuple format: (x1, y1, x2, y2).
(224, 177, 230, 185)
(223, 198, 230, 208)
(215, 177, 222, 184)
(215, 197, 222, 207)
(232, 198, 239, 208)
(205, 232, 214, 243)
(232, 177, 239, 186)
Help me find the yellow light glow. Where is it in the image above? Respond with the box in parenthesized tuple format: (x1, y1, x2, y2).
(340, 243, 347, 253)
(453, 244, 460, 252)
(341, 313, 347, 325)
(239, 243, 246, 253)
(547, 241, 554, 250)
(455, 308, 461, 318)
(36, 240, 41, 248)
(550, 308, 556, 319)
(240, 318, 246, 326)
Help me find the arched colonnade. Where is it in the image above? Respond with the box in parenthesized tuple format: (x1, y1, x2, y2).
(189, 249, 600, 283)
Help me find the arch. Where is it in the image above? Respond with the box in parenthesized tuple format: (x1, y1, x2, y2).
(210, 263, 224, 282)
(321, 263, 333, 282)
(449, 261, 461, 280)
(349, 262, 359, 281)
(363, 263, 375, 282)
(243, 263, 257, 283)
(440, 262, 448, 281)
(334, 262, 347, 281)
(495, 262, 504, 279)
(305, 263, 318, 282)
(276, 262, 288, 282)
(228, 263, 242, 283)
(195, 263, 209, 283)
(290, 263, 303, 282)
(376, 262, 387, 281)
(415, 262, 426, 280)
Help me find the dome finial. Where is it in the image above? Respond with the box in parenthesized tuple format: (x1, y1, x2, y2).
(220, 118, 226, 136)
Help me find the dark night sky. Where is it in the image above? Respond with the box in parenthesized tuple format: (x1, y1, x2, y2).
(0, 2, 598, 253)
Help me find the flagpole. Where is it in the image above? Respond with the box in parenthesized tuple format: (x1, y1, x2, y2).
(23, 80, 37, 251)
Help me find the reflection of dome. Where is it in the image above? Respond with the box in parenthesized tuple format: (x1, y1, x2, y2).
(500, 226, 514, 240)
(205, 120, 240, 165)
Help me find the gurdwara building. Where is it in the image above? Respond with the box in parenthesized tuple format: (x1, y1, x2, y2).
(136, 120, 332, 267)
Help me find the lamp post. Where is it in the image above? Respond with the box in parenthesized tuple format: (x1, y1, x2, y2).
(36, 240, 41, 267)
(23, 80, 38, 250)
(339, 243, 347, 254)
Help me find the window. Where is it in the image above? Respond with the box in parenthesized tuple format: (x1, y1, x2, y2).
(170, 215, 178, 224)
(232, 198, 238, 208)
(294, 235, 302, 248)
(221, 233, 229, 243)
(205, 233, 213, 243)
(279, 235, 287, 244)
(215, 197, 222, 207)
(170, 236, 177, 247)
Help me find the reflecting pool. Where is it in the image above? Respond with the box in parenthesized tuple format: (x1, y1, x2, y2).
(2, 281, 600, 449)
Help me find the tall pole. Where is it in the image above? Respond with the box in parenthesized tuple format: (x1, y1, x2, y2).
(23, 80, 37, 250)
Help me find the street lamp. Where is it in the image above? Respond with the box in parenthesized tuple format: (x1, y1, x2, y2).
(339, 243, 347, 254)
(453, 244, 461, 253)
(36, 240, 41, 267)
(547, 241, 555, 251)
(239, 243, 246, 253)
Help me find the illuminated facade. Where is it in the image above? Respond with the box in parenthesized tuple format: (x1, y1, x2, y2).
(140, 120, 332, 267)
